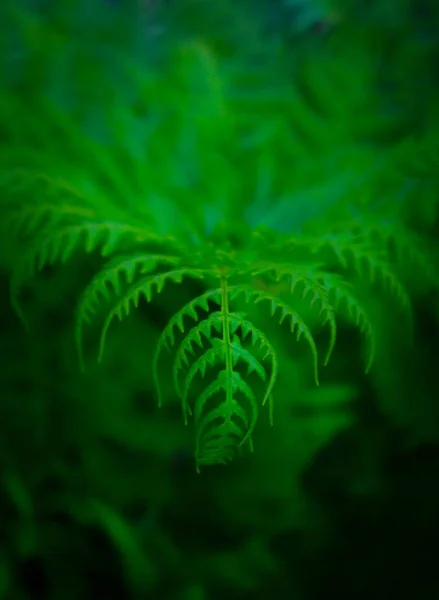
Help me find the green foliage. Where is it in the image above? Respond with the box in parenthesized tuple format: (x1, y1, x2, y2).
(1, 2, 439, 600)
(2, 164, 425, 470)
(1, 6, 436, 473)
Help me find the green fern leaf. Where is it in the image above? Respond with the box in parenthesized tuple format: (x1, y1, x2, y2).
(152, 289, 222, 408)
(1, 170, 96, 237)
(316, 272, 376, 372)
(229, 285, 320, 385)
(229, 333, 267, 380)
(76, 254, 182, 370)
(172, 311, 228, 399)
(3, 27, 429, 472)
(311, 230, 413, 336)
(152, 281, 279, 468)
(168, 307, 277, 418)
(97, 268, 205, 365)
(193, 369, 258, 471)
(225, 314, 278, 411)
(180, 337, 226, 425)
(251, 263, 337, 366)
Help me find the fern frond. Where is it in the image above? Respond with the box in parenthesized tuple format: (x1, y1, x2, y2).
(194, 369, 258, 471)
(172, 311, 226, 400)
(9, 222, 171, 330)
(229, 284, 320, 385)
(251, 263, 337, 366)
(3, 21, 427, 473)
(1, 169, 182, 249)
(97, 268, 205, 364)
(173, 312, 277, 426)
(225, 314, 278, 410)
(152, 289, 223, 408)
(315, 273, 376, 372)
(76, 254, 182, 370)
(0, 170, 96, 238)
(180, 336, 226, 425)
(312, 231, 413, 331)
(3, 168, 185, 329)
(171, 309, 265, 388)
(229, 333, 267, 381)
(152, 281, 279, 468)
(368, 223, 438, 288)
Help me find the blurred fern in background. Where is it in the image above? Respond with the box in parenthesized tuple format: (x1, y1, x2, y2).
(0, 0, 439, 599)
